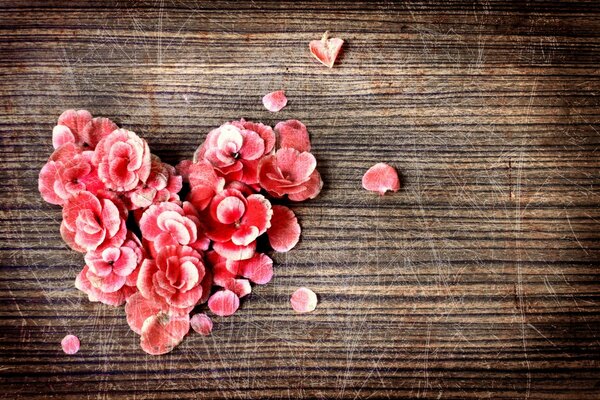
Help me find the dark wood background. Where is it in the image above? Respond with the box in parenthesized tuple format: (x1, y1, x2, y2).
(1, 1, 599, 398)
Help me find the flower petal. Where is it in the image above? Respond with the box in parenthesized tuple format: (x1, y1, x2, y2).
(290, 287, 318, 313)
(208, 290, 240, 317)
(262, 90, 288, 112)
(190, 313, 213, 336)
(275, 120, 311, 152)
(267, 205, 301, 252)
(140, 313, 190, 355)
(309, 32, 344, 68)
(125, 292, 162, 335)
(362, 163, 400, 195)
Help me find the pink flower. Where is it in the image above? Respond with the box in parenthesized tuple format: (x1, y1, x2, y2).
(137, 245, 210, 316)
(125, 293, 190, 355)
(52, 109, 117, 150)
(126, 155, 182, 210)
(39, 147, 102, 206)
(193, 120, 275, 185)
(139, 201, 208, 257)
(362, 162, 400, 195)
(202, 188, 272, 260)
(267, 205, 301, 252)
(258, 148, 323, 201)
(75, 232, 144, 306)
(60, 191, 127, 253)
(93, 129, 152, 191)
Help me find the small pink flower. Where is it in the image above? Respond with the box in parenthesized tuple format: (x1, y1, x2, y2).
(126, 155, 182, 210)
(60, 191, 127, 253)
(202, 188, 272, 260)
(139, 201, 207, 257)
(137, 245, 210, 316)
(362, 163, 400, 195)
(258, 148, 323, 201)
(262, 90, 288, 112)
(93, 129, 152, 191)
(275, 119, 311, 152)
(52, 109, 117, 150)
(75, 233, 145, 306)
(267, 205, 301, 252)
(193, 120, 275, 185)
(39, 148, 102, 206)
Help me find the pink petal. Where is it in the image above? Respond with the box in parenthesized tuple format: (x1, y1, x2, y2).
(238, 129, 265, 160)
(309, 32, 344, 68)
(140, 313, 190, 355)
(190, 313, 213, 336)
(231, 225, 259, 246)
(52, 125, 75, 149)
(208, 290, 240, 317)
(290, 287, 318, 313)
(81, 117, 118, 149)
(362, 163, 400, 195)
(275, 120, 311, 152)
(240, 194, 272, 235)
(236, 253, 273, 284)
(240, 120, 276, 154)
(267, 205, 301, 252)
(125, 292, 162, 335)
(288, 170, 323, 202)
(213, 240, 256, 261)
(262, 90, 288, 112)
(233, 279, 252, 298)
(216, 196, 246, 224)
(61, 334, 80, 355)
(57, 109, 92, 137)
(137, 259, 158, 301)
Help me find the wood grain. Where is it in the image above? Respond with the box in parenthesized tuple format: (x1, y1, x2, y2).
(1, 1, 599, 398)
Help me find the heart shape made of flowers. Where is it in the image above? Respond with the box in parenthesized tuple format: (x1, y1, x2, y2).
(39, 110, 323, 355)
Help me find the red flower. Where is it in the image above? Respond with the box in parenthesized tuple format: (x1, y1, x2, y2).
(60, 191, 127, 253)
(258, 148, 323, 201)
(52, 109, 117, 150)
(126, 155, 182, 210)
(93, 129, 152, 191)
(139, 201, 208, 257)
(194, 120, 275, 185)
(75, 232, 144, 306)
(39, 146, 102, 205)
(137, 245, 210, 316)
(202, 188, 272, 260)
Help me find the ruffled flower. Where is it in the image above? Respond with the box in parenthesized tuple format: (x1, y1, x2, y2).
(202, 188, 272, 260)
(193, 120, 275, 185)
(258, 148, 323, 201)
(60, 191, 127, 253)
(75, 232, 144, 306)
(39, 147, 102, 205)
(52, 109, 118, 150)
(93, 129, 152, 191)
(136, 245, 211, 316)
(139, 201, 208, 257)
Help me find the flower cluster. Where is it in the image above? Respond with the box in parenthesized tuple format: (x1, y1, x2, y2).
(39, 111, 322, 355)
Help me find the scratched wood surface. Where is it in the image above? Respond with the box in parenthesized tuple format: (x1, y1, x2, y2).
(1, 1, 600, 398)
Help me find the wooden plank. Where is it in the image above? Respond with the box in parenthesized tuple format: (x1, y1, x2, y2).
(0, 1, 599, 398)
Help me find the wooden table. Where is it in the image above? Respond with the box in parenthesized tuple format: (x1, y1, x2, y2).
(1, 1, 599, 398)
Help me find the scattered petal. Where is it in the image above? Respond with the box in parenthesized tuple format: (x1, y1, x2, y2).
(290, 287, 318, 313)
(262, 90, 288, 112)
(190, 313, 213, 336)
(362, 163, 400, 195)
(61, 334, 80, 355)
